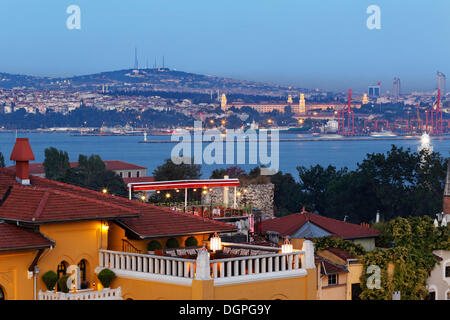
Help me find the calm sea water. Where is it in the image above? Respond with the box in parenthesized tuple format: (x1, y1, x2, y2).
(0, 132, 449, 179)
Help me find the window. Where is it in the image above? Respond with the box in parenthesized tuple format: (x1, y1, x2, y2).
(445, 266, 450, 278)
(56, 261, 68, 291)
(425, 291, 436, 300)
(351, 283, 362, 300)
(57, 261, 67, 279)
(137, 171, 140, 178)
(328, 274, 338, 286)
(128, 172, 131, 178)
(78, 260, 87, 282)
(119, 172, 123, 178)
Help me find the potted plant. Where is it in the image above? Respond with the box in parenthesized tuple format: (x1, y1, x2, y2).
(97, 268, 116, 289)
(80, 280, 89, 290)
(147, 240, 162, 254)
(42, 271, 58, 291)
(57, 275, 71, 293)
(166, 238, 179, 249)
(184, 236, 198, 248)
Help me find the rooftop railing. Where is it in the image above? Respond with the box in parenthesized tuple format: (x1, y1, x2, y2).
(98, 244, 307, 285)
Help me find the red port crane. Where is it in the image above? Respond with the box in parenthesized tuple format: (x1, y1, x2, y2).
(425, 89, 443, 135)
(338, 89, 354, 135)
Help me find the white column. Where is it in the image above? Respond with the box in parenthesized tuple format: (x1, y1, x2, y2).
(195, 249, 211, 280)
(233, 186, 237, 209)
(223, 175, 229, 206)
(301, 240, 315, 269)
(184, 188, 188, 211)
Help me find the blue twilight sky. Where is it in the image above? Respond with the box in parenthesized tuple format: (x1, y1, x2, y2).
(0, 0, 448, 92)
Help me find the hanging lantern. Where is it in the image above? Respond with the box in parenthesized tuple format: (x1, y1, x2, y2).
(281, 238, 293, 254)
(210, 232, 222, 252)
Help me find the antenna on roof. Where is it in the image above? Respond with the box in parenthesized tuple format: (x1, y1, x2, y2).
(134, 47, 139, 70)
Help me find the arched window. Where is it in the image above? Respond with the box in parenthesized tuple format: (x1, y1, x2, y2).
(78, 260, 87, 282)
(57, 261, 68, 279)
(0, 286, 5, 300)
(56, 261, 68, 291)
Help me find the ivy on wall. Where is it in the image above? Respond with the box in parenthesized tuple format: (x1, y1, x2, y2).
(313, 216, 449, 300)
(360, 216, 450, 300)
(313, 236, 366, 258)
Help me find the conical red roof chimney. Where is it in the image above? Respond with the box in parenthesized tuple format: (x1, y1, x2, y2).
(10, 138, 35, 185)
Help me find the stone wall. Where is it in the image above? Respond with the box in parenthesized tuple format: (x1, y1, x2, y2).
(202, 183, 274, 217)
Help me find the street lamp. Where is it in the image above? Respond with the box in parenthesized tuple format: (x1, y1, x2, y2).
(102, 188, 108, 194)
(210, 232, 222, 252)
(281, 238, 293, 254)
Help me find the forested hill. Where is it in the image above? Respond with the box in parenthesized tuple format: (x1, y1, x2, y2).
(0, 69, 307, 96)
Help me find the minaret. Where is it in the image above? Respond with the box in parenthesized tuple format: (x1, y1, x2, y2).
(298, 94, 306, 113)
(220, 93, 227, 111)
(287, 95, 293, 104)
(362, 93, 368, 105)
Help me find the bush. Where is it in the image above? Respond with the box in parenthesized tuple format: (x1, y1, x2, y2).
(166, 238, 179, 248)
(184, 236, 198, 247)
(58, 275, 71, 293)
(42, 271, 58, 291)
(97, 268, 116, 288)
(80, 280, 89, 290)
(147, 240, 162, 251)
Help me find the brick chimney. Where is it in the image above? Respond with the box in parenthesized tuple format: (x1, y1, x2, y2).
(10, 138, 35, 185)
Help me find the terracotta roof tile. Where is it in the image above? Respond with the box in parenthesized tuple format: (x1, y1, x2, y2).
(261, 211, 378, 239)
(122, 176, 154, 184)
(0, 221, 54, 251)
(0, 168, 236, 236)
(7, 160, 146, 175)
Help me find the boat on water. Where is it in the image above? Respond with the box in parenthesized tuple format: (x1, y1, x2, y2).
(370, 130, 397, 137)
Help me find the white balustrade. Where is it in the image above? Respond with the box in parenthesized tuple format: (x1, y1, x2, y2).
(98, 248, 304, 282)
(38, 287, 122, 300)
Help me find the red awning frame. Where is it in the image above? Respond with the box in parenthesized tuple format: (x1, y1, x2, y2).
(127, 178, 240, 191)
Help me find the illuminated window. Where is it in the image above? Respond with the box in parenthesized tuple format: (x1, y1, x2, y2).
(78, 260, 87, 282)
(57, 261, 67, 279)
(56, 261, 68, 291)
(328, 274, 338, 286)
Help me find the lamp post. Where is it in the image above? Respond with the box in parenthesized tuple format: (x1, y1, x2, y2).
(281, 238, 293, 254)
(210, 232, 222, 253)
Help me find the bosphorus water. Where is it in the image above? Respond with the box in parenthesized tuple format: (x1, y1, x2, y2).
(0, 132, 449, 179)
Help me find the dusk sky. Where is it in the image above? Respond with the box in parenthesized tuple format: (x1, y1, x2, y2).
(0, 0, 448, 92)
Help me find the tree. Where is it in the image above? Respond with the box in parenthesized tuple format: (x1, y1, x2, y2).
(270, 171, 302, 216)
(0, 152, 5, 168)
(43, 147, 70, 180)
(60, 154, 127, 197)
(297, 164, 347, 214)
(153, 158, 201, 181)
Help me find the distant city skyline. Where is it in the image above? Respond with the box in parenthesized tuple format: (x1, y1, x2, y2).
(0, 0, 448, 92)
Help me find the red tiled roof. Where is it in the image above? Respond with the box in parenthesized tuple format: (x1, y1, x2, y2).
(0, 221, 54, 251)
(318, 258, 348, 276)
(0, 185, 139, 223)
(261, 211, 378, 239)
(0, 168, 236, 236)
(7, 160, 146, 175)
(102, 160, 146, 171)
(326, 247, 356, 260)
(122, 176, 154, 184)
(116, 205, 236, 239)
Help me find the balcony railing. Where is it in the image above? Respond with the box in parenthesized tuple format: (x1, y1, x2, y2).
(98, 246, 306, 285)
(38, 287, 122, 300)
